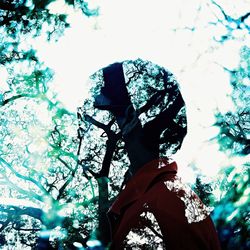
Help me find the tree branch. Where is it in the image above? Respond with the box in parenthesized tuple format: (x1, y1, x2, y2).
(99, 133, 119, 177)
(210, 0, 229, 21)
(143, 93, 185, 139)
(0, 204, 43, 223)
(1, 94, 37, 106)
(12, 227, 40, 231)
(56, 118, 88, 200)
(0, 157, 51, 198)
(0, 173, 44, 203)
(84, 114, 108, 132)
(138, 89, 166, 115)
(57, 156, 73, 172)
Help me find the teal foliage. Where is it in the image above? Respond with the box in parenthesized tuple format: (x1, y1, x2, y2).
(213, 46, 250, 249)
(0, 0, 99, 248)
(215, 46, 250, 156)
(0, 0, 249, 248)
(193, 177, 213, 207)
(212, 166, 249, 250)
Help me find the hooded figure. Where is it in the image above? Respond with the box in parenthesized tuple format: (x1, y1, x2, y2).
(82, 59, 221, 249)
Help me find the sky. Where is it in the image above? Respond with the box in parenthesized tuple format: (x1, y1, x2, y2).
(35, 0, 240, 110)
(2, 0, 249, 184)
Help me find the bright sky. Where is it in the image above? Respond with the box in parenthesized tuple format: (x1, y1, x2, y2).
(35, 0, 240, 110)
(3, 0, 249, 184)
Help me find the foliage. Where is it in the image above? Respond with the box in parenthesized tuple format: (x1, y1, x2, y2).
(212, 46, 250, 250)
(213, 165, 249, 250)
(215, 46, 250, 156)
(0, 0, 99, 249)
(0, 0, 249, 249)
(84, 59, 187, 158)
(193, 176, 214, 206)
(0, 0, 98, 40)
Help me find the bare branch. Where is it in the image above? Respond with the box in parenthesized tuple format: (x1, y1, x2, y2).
(84, 114, 107, 131)
(56, 159, 80, 200)
(240, 12, 250, 23)
(143, 93, 185, 139)
(210, 0, 250, 30)
(0, 204, 43, 222)
(56, 116, 88, 200)
(138, 89, 166, 115)
(0, 157, 51, 197)
(12, 227, 40, 231)
(99, 133, 120, 178)
(0, 173, 44, 203)
(210, 0, 229, 21)
(1, 94, 37, 106)
(57, 156, 73, 172)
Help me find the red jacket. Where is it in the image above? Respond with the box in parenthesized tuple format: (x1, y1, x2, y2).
(107, 158, 221, 249)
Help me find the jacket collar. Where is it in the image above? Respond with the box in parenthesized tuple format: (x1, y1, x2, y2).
(109, 158, 177, 215)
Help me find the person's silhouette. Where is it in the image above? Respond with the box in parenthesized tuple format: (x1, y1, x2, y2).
(93, 61, 221, 249)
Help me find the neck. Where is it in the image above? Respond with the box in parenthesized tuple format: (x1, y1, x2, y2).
(113, 108, 159, 176)
(122, 123, 159, 175)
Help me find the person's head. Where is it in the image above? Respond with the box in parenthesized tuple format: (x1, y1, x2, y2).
(80, 59, 187, 162)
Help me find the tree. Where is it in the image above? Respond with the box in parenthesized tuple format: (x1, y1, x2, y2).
(0, 72, 95, 248)
(212, 46, 250, 250)
(0, 0, 99, 248)
(215, 46, 250, 156)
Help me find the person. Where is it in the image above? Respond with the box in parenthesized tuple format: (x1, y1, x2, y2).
(93, 61, 221, 249)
